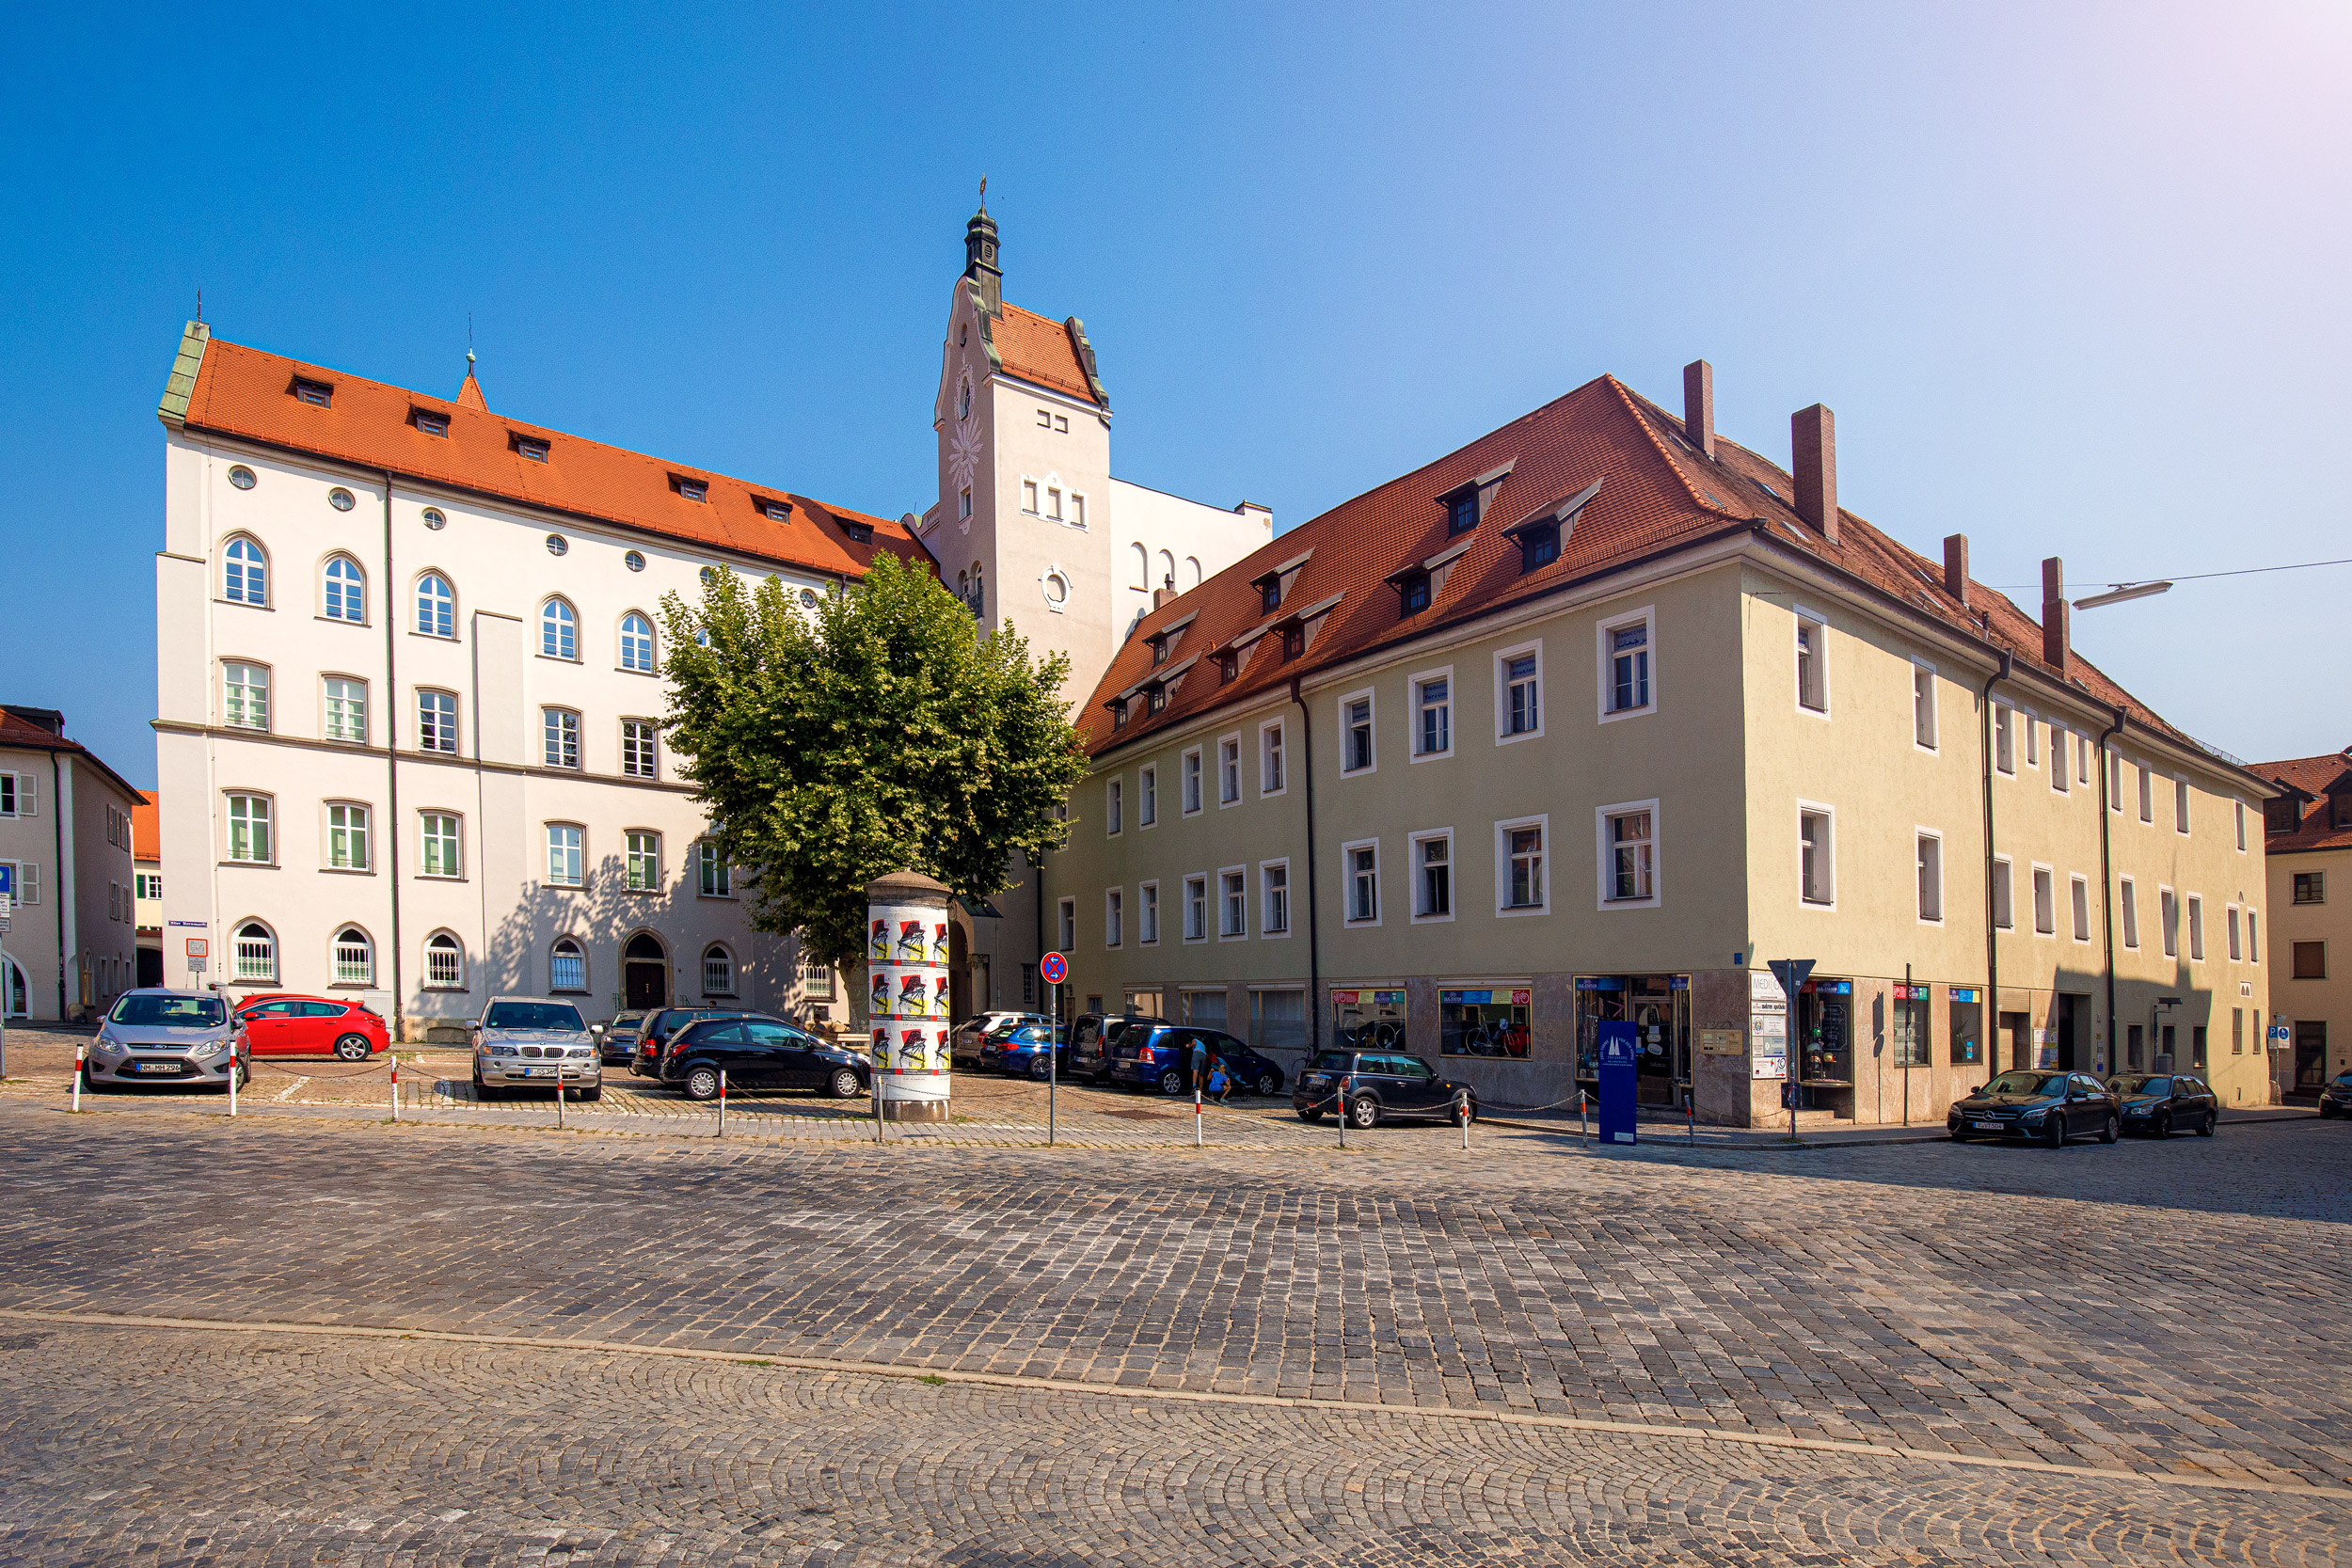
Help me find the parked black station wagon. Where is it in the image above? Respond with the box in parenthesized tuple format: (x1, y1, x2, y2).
(1293, 1049, 1477, 1130)
(659, 1016, 870, 1102)
(2106, 1073, 2219, 1137)
(1948, 1070, 2120, 1146)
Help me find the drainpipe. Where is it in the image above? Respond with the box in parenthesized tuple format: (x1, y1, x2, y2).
(51, 752, 67, 1022)
(1979, 648, 2012, 1073)
(382, 472, 404, 1042)
(2096, 703, 2127, 1074)
(1290, 675, 1321, 1057)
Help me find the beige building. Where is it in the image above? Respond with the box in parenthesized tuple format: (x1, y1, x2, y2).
(1045, 365, 2280, 1126)
(2254, 746, 2351, 1098)
(0, 705, 145, 1022)
(150, 326, 923, 1037)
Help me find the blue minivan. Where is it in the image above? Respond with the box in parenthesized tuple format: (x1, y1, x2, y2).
(1107, 1024, 1287, 1098)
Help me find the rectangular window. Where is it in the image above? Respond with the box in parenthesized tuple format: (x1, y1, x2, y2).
(1500, 820, 1547, 911)
(1251, 988, 1306, 1056)
(420, 812, 460, 878)
(2175, 777, 2191, 834)
(324, 677, 367, 744)
(2160, 887, 2179, 958)
(1795, 613, 1826, 712)
(1261, 721, 1285, 794)
(1262, 861, 1290, 934)
(1604, 810, 1652, 904)
(1022, 480, 1039, 515)
(1913, 663, 1936, 750)
(2235, 800, 2248, 850)
(226, 793, 272, 863)
(2187, 894, 2204, 960)
(1342, 694, 1374, 773)
(1343, 843, 1379, 924)
(1415, 673, 1451, 757)
(1502, 649, 1542, 736)
(1104, 889, 1122, 948)
(1800, 809, 1834, 906)
(2295, 871, 2326, 904)
(326, 802, 370, 870)
(224, 663, 270, 731)
(1184, 876, 1206, 942)
(1139, 880, 1160, 944)
(2111, 752, 2126, 813)
(2051, 725, 2070, 793)
(1992, 856, 2013, 929)
(294, 377, 332, 407)
(2071, 875, 2091, 942)
(1994, 705, 2015, 775)
(547, 824, 583, 886)
(2121, 878, 2138, 947)
(2024, 711, 2040, 768)
(2293, 941, 2327, 979)
(515, 436, 548, 463)
(1602, 620, 1650, 717)
(2233, 1007, 2244, 1054)
(2192, 1025, 2207, 1069)
(418, 689, 457, 753)
(621, 721, 658, 779)
(1182, 748, 1202, 815)
(1221, 870, 1248, 937)
(1219, 736, 1241, 804)
(959, 486, 972, 519)
(1916, 833, 1943, 922)
(1139, 764, 1156, 827)
(1045, 487, 1061, 520)
(543, 707, 580, 770)
(1058, 897, 1076, 953)
(2032, 866, 2055, 935)
(2249, 910, 2259, 963)
(696, 840, 730, 896)
(626, 831, 660, 892)
(2227, 904, 2242, 960)
(2077, 731, 2091, 785)
(2138, 764, 2154, 823)
(413, 408, 449, 437)
(1106, 777, 1123, 836)
(1414, 832, 1453, 920)
(1070, 494, 1086, 528)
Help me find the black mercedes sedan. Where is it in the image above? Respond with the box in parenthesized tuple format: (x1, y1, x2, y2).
(1948, 1069, 2119, 1146)
(2106, 1072, 2219, 1137)
(2317, 1070, 2352, 1119)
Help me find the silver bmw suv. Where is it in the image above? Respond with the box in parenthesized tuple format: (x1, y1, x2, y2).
(470, 996, 602, 1101)
(84, 989, 246, 1091)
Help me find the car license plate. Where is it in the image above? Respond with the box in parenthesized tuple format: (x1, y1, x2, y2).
(1973, 1119, 2003, 1131)
(131, 1062, 180, 1073)
(519, 1066, 556, 1078)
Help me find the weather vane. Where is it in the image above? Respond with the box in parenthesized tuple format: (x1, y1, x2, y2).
(978, 175, 987, 209)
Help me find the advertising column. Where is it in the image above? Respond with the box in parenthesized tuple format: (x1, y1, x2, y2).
(865, 870, 953, 1123)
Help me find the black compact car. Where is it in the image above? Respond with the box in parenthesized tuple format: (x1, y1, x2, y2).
(1292, 1049, 1476, 1130)
(1105, 1024, 1289, 1098)
(2319, 1070, 2352, 1118)
(599, 1009, 650, 1066)
(2107, 1072, 2219, 1137)
(1947, 1070, 2120, 1146)
(659, 1016, 869, 1101)
(632, 1007, 770, 1078)
(1065, 1012, 1169, 1085)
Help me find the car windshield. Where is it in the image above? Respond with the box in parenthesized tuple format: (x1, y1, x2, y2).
(109, 994, 227, 1028)
(1984, 1071, 2065, 1097)
(483, 1002, 585, 1031)
(1311, 1051, 1358, 1072)
(2110, 1076, 2171, 1096)
(2336, 1071, 2352, 1087)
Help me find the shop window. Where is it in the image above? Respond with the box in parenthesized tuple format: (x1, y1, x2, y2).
(1572, 975, 1687, 1086)
(1796, 979, 1854, 1086)
(1948, 989, 1982, 1066)
(1331, 989, 1406, 1051)
(1250, 989, 1306, 1056)
(1892, 990, 1931, 1068)
(1443, 986, 1531, 1058)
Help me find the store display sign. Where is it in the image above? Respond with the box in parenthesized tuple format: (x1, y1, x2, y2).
(1576, 976, 1627, 991)
(1894, 983, 1930, 1001)
(1950, 987, 1979, 1003)
(1439, 990, 1527, 1006)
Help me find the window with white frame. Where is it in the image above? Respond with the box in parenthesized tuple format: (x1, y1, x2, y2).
(1104, 888, 1122, 948)
(226, 793, 273, 863)
(2187, 894, 2204, 959)
(1994, 705, 2015, 775)
(1222, 869, 1248, 937)
(1598, 611, 1655, 721)
(1601, 807, 1652, 905)
(1261, 721, 1286, 795)
(1799, 808, 1834, 906)
(1182, 748, 1202, 815)
(420, 812, 461, 878)
(2072, 875, 2091, 942)
(1183, 878, 1205, 942)
(1991, 856, 2013, 928)
(1342, 841, 1379, 923)
(2024, 711, 2040, 768)
(418, 689, 457, 753)
(2227, 903, 2242, 960)
(234, 921, 277, 981)
(1912, 662, 1937, 750)
(1262, 861, 1290, 934)
(2121, 877, 2139, 947)
(1219, 736, 1242, 804)
(2138, 764, 2154, 822)
(423, 931, 464, 990)
(326, 802, 371, 870)
(222, 535, 268, 605)
(547, 823, 584, 886)
(1916, 832, 1943, 922)
(543, 707, 580, 769)
(1106, 777, 1123, 836)
(323, 556, 367, 623)
(2051, 724, 2070, 793)
(696, 840, 730, 896)
(2248, 908, 2259, 963)
(2175, 777, 2191, 834)
(333, 927, 373, 986)
(622, 720, 658, 779)
(2235, 800, 2247, 851)
(620, 611, 657, 673)
(1414, 672, 1452, 758)
(550, 937, 587, 992)
(324, 677, 368, 744)
(1341, 693, 1374, 773)
(1501, 820, 1546, 911)
(2076, 731, 2091, 785)
(1139, 764, 1157, 827)
(2032, 865, 2055, 935)
(626, 831, 660, 891)
(224, 662, 270, 731)
(1500, 644, 1543, 737)
(1139, 880, 1160, 944)
(703, 944, 736, 995)
(1412, 831, 1453, 921)
(1795, 612, 1827, 713)
(1058, 897, 1076, 952)
(541, 598, 577, 659)
(416, 573, 454, 638)
(2160, 887, 2179, 957)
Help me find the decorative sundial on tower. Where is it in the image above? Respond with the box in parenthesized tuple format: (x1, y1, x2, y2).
(947, 423, 983, 531)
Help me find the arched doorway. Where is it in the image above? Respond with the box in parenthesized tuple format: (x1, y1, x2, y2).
(2, 954, 26, 1018)
(623, 933, 670, 1010)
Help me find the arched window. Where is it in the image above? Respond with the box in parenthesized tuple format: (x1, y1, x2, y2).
(957, 375, 972, 421)
(223, 536, 269, 605)
(3, 955, 25, 1017)
(703, 944, 736, 996)
(1184, 556, 1202, 590)
(423, 931, 465, 990)
(619, 611, 656, 673)
(332, 927, 373, 986)
(1128, 543, 1149, 592)
(972, 562, 984, 607)
(233, 921, 278, 982)
(323, 556, 367, 622)
(416, 573, 454, 638)
(541, 598, 577, 659)
(550, 937, 586, 992)
(1157, 549, 1175, 591)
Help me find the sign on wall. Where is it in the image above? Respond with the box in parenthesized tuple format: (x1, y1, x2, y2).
(1749, 970, 1788, 1080)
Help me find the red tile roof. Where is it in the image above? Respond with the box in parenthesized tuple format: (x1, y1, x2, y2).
(2250, 748, 2352, 852)
(1081, 373, 2251, 784)
(993, 303, 1103, 406)
(0, 708, 147, 805)
(132, 790, 160, 862)
(167, 328, 932, 581)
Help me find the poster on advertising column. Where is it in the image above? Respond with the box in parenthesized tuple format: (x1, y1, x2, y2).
(865, 902, 952, 1076)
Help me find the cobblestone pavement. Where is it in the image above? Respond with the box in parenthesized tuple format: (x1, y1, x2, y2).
(1, 1105, 2347, 1562)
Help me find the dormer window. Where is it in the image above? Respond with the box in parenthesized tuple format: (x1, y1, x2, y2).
(1446, 493, 1477, 535)
(293, 377, 333, 408)
(1217, 652, 1238, 684)
(412, 408, 449, 436)
(1260, 581, 1281, 613)
(1147, 685, 1168, 715)
(1109, 698, 1128, 730)
(2265, 797, 2301, 834)
(840, 520, 873, 545)
(512, 434, 549, 463)
(672, 476, 707, 502)
(1518, 522, 1560, 572)
(756, 498, 792, 523)
(1148, 635, 1168, 666)
(1281, 625, 1305, 660)
(1399, 571, 1431, 614)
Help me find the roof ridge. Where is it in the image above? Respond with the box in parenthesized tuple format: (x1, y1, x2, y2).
(1602, 375, 1742, 520)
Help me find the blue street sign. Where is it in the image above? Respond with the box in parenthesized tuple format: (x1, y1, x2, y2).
(0, 864, 11, 896)
(1597, 1020, 1639, 1146)
(1040, 952, 1068, 987)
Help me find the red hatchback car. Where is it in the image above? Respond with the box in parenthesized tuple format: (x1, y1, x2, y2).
(233, 994, 390, 1060)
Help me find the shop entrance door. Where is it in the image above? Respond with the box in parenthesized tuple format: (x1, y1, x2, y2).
(2000, 1012, 2031, 1074)
(1628, 976, 1687, 1105)
(2056, 995, 2082, 1071)
(2295, 1022, 2328, 1096)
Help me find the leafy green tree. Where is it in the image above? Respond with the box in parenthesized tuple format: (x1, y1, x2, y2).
(659, 551, 1089, 966)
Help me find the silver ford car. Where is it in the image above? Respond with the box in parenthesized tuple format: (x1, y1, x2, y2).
(84, 990, 247, 1091)
(470, 996, 602, 1101)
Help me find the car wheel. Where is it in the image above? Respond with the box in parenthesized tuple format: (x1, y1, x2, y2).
(2197, 1111, 2217, 1137)
(1255, 1070, 1280, 1098)
(684, 1066, 722, 1102)
(2042, 1117, 2064, 1148)
(1028, 1055, 1053, 1083)
(1158, 1069, 1184, 1096)
(579, 1085, 603, 1103)
(1948, 1130, 1971, 1142)
(2099, 1114, 2119, 1144)
(831, 1067, 865, 1100)
(333, 1035, 372, 1062)
(1349, 1095, 1379, 1130)
(2321, 1102, 2336, 1118)
(2153, 1113, 2171, 1139)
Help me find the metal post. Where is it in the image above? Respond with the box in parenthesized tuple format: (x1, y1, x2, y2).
(1459, 1088, 1470, 1151)
(1688, 1100, 1695, 1143)
(1901, 964, 1913, 1128)
(556, 1072, 565, 1131)
(228, 1047, 238, 1117)
(1047, 982, 1057, 1148)
(72, 1044, 83, 1112)
(1337, 1074, 1347, 1149)
(1580, 1090, 1588, 1147)
(1195, 1085, 1203, 1148)
(389, 1056, 400, 1122)
(716, 1068, 726, 1138)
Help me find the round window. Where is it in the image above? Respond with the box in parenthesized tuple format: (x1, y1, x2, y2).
(698, 566, 717, 586)
(1042, 571, 1069, 607)
(328, 487, 356, 512)
(624, 550, 646, 573)
(798, 588, 818, 609)
(546, 533, 568, 557)
(227, 465, 257, 491)
(421, 507, 446, 531)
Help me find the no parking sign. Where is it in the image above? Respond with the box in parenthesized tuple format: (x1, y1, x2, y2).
(1041, 951, 1068, 987)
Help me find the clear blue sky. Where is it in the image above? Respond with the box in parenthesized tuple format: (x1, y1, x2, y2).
(4, 1, 2347, 787)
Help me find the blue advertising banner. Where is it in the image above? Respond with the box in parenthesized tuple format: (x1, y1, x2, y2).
(1597, 1020, 1638, 1146)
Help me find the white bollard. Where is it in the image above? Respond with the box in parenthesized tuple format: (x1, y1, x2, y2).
(1338, 1075, 1348, 1150)
(228, 1050, 238, 1117)
(1195, 1086, 1203, 1148)
(1460, 1089, 1470, 1151)
(1580, 1092, 1589, 1147)
(71, 1045, 83, 1112)
(717, 1069, 726, 1138)
(389, 1056, 400, 1122)
(556, 1072, 566, 1131)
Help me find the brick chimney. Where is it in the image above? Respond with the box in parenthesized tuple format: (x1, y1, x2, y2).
(2041, 556, 2070, 676)
(1943, 534, 1970, 607)
(1791, 404, 1837, 544)
(1682, 360, 1714, 458)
